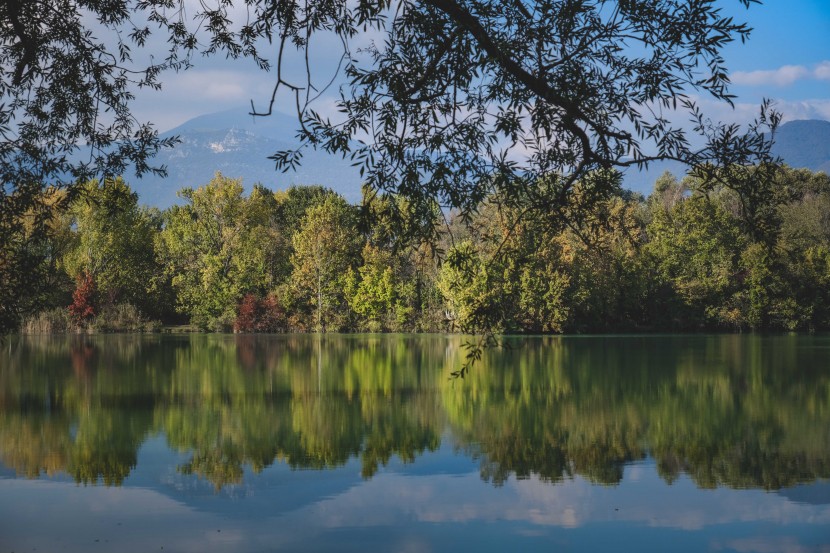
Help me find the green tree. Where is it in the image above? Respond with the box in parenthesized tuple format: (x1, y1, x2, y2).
(1, 1, 778, 334)
(0, 190, 74, 330)
(268, 185, 339, 282)
(344, 187, 439, 332)
(158, 173, 278, 330)
(646, 166, 830, 331)
(760, 167, 830, 329)
(436, 240, 500, 332)
(645, 189, 747, 328)
(346, 244, 416, 332)
(62, 179, 162, 315)
(438, 177, 644, 334)
(289, 195, 361, 331)
(478, 199, 572, 333)
(0, 2, 179, 334)
(562, 195, 645, 332)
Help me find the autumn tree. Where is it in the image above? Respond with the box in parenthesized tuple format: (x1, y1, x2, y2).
(68, 272, 98, 325)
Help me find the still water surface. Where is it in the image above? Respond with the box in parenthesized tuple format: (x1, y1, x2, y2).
(0, 334, 828, 552)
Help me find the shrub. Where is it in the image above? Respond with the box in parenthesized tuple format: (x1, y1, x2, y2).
(234, 294, 287, 333)
(90, 303, 146, 332)
(21, 308, 73, 334)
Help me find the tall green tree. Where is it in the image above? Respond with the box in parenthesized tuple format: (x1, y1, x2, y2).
(346, 244, 417, 332)
(563, 195, 646, 332)
(645, 187, 747, 329)
(159, 173, 279, 330)
(347, 187, 440, 332)
(0, 189, 74, 330)
(62, 178, 161, 315)
(289, 195, 361, 332)
(436, 240, 495, 332)
(760, 167, 830, 329)
(435, 228, 567, 334)
(268, 185, 340, 282)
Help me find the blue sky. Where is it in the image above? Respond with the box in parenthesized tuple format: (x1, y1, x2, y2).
(719, 0, 830, 116)
(132, 1, 830, 133)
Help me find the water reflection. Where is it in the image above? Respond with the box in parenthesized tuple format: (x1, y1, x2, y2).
(1, 334, 829, 492)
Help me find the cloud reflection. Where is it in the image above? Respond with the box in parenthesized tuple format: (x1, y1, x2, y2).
(3, 463, 830, 553)
(297, 467, 830, 533)
(713, 537, 830, 553)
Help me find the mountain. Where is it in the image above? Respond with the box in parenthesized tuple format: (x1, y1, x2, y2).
(129, 108, 365, 208)
(622, 119, 830, 196)
(128, 111, 830, 207)
(769, 119, 830, 175)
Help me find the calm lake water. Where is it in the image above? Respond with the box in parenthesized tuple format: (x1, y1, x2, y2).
(0, 333, 828, 552)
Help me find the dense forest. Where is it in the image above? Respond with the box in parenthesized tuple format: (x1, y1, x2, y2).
(11, 166, 830, 334)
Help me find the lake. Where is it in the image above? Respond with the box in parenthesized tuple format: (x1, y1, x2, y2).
(0, 333, 828, 552)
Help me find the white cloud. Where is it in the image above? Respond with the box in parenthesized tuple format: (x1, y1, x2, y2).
(293, 469, 830, 532)
(677, 96, 830, 129)
(814, 61, 830, 81)
(773, 99, 830, 121)
(5, 467, 830, 553)
(731, 61, 830, 87)
(732, 65, 810, 86)
(131, 67, 284, 131)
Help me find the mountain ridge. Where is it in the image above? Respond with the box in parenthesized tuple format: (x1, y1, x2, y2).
(127, 112, 830, 207)
(622, 119, 830, 195)
(131, 108, 365, 208)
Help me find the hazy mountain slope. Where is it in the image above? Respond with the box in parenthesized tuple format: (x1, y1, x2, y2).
(623, 119, 830, 196)
(130, 109, 365, 208)
(128, 111, 830, 206)
(769, 119, 830, 174)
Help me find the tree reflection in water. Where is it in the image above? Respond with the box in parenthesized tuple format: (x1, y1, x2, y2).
(0, 333, 828, 490)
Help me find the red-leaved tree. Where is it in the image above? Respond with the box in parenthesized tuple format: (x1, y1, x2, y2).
(69, 272, 97, 324)
(234, 294, 286, 333)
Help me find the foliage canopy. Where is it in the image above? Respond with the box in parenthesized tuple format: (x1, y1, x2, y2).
(1, 1, 775, 216)
(135, 0, 776, 236)
(0, 0, 786, 333)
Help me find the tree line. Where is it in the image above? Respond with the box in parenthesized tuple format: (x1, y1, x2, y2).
(11, 165, 830, 334)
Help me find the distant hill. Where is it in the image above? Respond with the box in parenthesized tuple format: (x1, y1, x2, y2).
(128, 108, 365, 208)
(622, 119, 830, 196)
(126, 111, 830, 207)
(769, 119, 830, 175)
